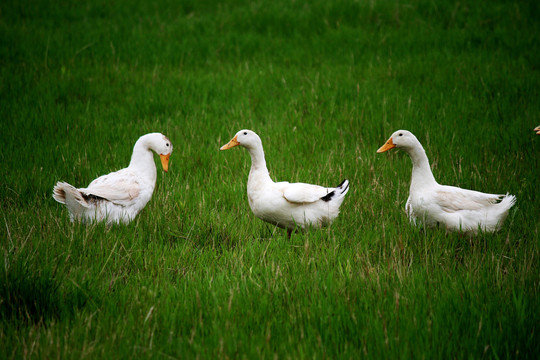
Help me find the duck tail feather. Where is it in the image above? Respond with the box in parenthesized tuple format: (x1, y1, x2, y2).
(498, 193, 516, 210)
(335, 179, 350, 198)
(53, 182, 90, 218)
(320, 179, 350, 202)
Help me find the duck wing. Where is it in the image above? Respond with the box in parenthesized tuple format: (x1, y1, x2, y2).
(280, 182, 332, 204)
(80, 171, 140, 206)
(435, 186, 504, 213)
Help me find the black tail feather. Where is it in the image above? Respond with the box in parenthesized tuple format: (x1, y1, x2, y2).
(321, 191, 335, 202)
(320, 179, 349, 202)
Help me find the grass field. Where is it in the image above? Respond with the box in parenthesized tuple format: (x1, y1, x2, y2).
(1, 0, 539, 358)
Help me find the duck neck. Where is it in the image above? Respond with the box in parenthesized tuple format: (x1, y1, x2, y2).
(407, 144, 437, 189)
(128, 136, 157, 183)
(247, 144, 272, 184)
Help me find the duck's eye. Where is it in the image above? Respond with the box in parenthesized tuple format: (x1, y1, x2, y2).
(166, 143, 169, 147)
(243, 131, 247, 135)
(399, 133, 403, 136)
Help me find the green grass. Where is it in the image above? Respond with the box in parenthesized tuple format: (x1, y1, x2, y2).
(1, 0, 539, 358)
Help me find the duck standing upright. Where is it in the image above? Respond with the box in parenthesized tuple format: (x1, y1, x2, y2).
(53, 133, 173, 224)
(220, 130, 349, 236)
(377, 130, 516, 233)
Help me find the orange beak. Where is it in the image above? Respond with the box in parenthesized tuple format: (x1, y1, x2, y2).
(220, 135, 240, 150)
(376, 137, 396, 153)
(159, 153, 171, 172)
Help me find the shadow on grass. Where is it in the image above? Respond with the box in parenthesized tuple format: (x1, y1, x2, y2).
(0, 264, 90, 326)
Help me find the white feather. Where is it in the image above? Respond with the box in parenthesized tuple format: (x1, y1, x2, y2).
(221, 130, 349, 232)
(378, 130, 516, 233)
(53, 133, 173, 224)
(281, 182, 330, 204)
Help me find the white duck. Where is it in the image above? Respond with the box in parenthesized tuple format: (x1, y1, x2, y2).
(220, 130, 349, 236)
(377, 130, 516, 233)
(53, 133, 173, 224)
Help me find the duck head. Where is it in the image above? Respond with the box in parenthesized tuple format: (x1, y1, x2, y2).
(220, 130, 262, 151)
(146, 133, 173, 172)
(377, 130, 419, 153)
